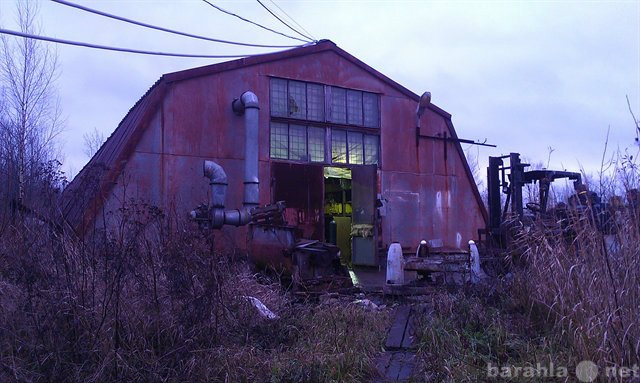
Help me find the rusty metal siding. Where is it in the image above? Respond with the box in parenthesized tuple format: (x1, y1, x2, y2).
(62, 40, 487, 252)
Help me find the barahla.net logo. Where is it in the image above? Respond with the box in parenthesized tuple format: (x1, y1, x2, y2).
(487, 361, 639, 381)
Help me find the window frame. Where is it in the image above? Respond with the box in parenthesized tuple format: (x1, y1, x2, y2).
(269, 77, 381, 167)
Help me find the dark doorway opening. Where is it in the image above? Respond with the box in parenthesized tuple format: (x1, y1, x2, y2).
(271, 162, 378, 266)
(271, 162, 324, 240)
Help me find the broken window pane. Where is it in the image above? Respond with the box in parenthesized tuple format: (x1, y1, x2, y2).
(288, 81, 306, 119)
(307, 83, 324, 121)
(270, 122, 288, 159)
(348, 131, 364, 165)
(347, 90, 363, 125)
(289, 124, 307, 161)
(331, 129, 347, 164)
(308, 126, 325, 162)
(363, 92, 379, 128)
(364, 134, 379, 165)
(331, 87, 346, 124)
(270, 78, 287, 117)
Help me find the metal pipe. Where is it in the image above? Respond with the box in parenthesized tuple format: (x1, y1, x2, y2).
(193, 91, 260, 229)
(232, 91, 260, 211)
(203, 160, 228, 208)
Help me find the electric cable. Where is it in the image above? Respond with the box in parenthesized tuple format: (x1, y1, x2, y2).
(256, 0, 314, 42)
(267, 0, 315, 41)
(51, 0, 303, 48)
(0, 28, 292, 58)
(200, 0, 310, 43)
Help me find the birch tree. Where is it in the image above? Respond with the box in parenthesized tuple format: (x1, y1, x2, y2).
(0, 0, 64, 220)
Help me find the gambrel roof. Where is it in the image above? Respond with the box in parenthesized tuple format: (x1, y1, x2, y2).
(60, 39, 486, 233)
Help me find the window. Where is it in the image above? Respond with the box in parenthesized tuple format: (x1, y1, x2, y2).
(270, 122, 288, 159)
(363, 92, 380, 128)
(271, 78, 379, 128)
(331, 129, 347, 164)
(269, 78, 381, 165)
(348, 131, 363, 165)
(272, 123, 379, 166)
(287, 81, 306, 119)
(308, 127, 325, 162)
(330, 87, 347, 124)
(346, 90, 363, 126)
(364, 134, 379, 165)
(307, 83, 325, 121)
(289, 124, 307, 161)
(270, 78, 288, 117)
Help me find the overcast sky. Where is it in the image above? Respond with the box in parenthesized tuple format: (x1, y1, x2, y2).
(1, 0, 638, 184)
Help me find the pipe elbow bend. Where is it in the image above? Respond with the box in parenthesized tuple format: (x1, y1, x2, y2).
(203, 160, 228, 184)
(240, 91, 259, 109)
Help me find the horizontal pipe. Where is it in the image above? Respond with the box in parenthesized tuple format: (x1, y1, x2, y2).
(418, 134, 496, 148)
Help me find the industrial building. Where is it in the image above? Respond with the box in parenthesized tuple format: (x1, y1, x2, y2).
(61, 40, 487, 266)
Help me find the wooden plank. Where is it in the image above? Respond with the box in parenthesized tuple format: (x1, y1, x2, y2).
(396, 352, 416, 380)
(400, 311, 416, 349)
(373, 352, 392, 382)
(385, 306, 412, 350)
(385, 352, 403, 380)
(385, 352, 416, 381)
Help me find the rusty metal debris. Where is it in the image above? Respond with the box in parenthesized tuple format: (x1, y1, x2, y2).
(248, 202, 352, 291)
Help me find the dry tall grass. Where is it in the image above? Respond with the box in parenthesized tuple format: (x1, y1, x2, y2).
(516, 203, 640, 370)
(0, 200, 388, 382)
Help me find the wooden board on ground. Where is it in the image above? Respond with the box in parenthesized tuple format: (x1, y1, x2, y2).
(385, 305, 412, 350)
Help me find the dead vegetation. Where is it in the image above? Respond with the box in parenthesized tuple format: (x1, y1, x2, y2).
(516, 205, 640, 370)
(412, 192, 640, 381)
(0, 202, 389, 382)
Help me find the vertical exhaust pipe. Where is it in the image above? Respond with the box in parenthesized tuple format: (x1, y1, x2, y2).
(232, 91, 260, 211)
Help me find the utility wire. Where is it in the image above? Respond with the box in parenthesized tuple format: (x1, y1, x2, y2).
(0, 28, 285, 58)
(200, 0, 310, 44)
(256, 0, 314, 42)
(267, 0, 315, 41)
(52, 0, 303, 49)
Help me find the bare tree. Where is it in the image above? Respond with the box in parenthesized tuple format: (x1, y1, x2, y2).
(83, 127, 105, 158)
(0, 0, 64, 220)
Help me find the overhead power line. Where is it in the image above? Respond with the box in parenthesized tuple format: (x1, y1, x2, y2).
(200, 0, 310, 44)
(267, 0, 315, 41)
(52, 0, 302, 49)
(0, 28, 292, 59)
(256, 0, 314, 42)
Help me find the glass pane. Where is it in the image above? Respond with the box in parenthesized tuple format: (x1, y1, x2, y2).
(348, 131, 363, 165)
(307, 83, 325, 121)
(364, 134, 379, 165)
(346, 90, 363, 126)
(331, 129, 347, 164)
(288, 81, 306, 119)
(289, 124, 307, 161)
(270, 78, 287, 117)
(270, 122, 288, 159)
(363, 92, 379, 128)
(330, 87, 346, 124)
(308, 126, 325, 162)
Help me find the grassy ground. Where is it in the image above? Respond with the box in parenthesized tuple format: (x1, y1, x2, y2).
(411, 284, 577, 382)
(2, 198, 638, 382)
(0, 214, 391, 383)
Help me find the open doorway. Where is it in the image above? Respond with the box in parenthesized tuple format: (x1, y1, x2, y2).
(324, 167, 352, 264)
(324, 166, 377, 266)
(271, 162, 378, 267)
